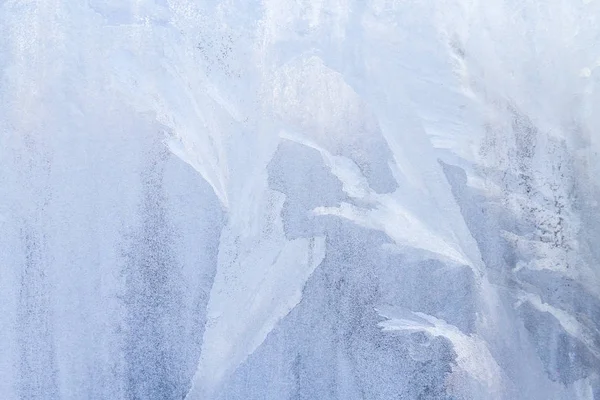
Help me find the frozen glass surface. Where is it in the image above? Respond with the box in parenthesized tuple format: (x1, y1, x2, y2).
(1, 1, 599, 399)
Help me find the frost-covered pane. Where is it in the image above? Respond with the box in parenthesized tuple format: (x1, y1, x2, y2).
(1, 1, 599, 399)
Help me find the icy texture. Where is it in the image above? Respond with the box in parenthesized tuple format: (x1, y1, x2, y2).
(1, 0, 599, 399)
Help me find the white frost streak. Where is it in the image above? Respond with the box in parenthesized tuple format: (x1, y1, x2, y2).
(187, 191, 326, 399)
(377, 309, 504, 393)
(279, 131, 476, 269)
(313, 202, 471, 267)
(516, 291, 600, 360)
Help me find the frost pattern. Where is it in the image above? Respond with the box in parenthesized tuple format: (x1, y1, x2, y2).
(0, 1, 599, 400)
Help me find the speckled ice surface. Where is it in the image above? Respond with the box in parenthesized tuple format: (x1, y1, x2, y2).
(1, 1, 599, 399)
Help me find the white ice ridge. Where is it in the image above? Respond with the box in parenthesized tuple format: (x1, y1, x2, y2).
(279, 130, 476, 270)
(515, 291, 600, 360)
(186, 190, 326, 399)
(377, 307, 504, 395)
